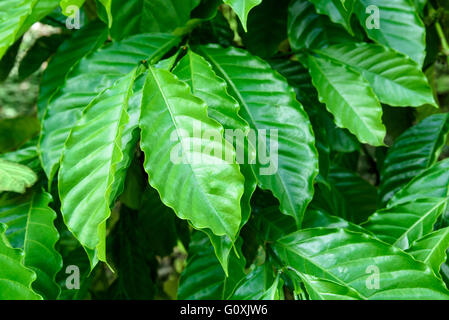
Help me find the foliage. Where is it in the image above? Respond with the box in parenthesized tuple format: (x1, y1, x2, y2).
(1, 0, 449, 300)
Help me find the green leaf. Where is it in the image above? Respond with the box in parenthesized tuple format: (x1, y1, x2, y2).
(139, 65, 245, 241)
(0, 37, 21, 82)
(0, 0, 36, 59)
(308, 54, 386, 146)
(363, 197, 447, 250)
(178, 232, 246, 300)
(354, 0, 426, 66)
(98, 0, 112, 27)
(223, 0, 262, 32)
(379, 114, 449, 205)
(0, 138, 41, 173)
(307, 0, 354, 33)
(389, 158, 449, 206)
(38, 20, 108, 120)
(59, 69, 137, 267)
(0, 159, 37, 193)
(198, 44, 319, 227)
(173, 49, 256, 272)
(274, 228, 449, 299)
(39, 33, 179, 182)
(406, 227, 449, 276)
(231, 264, 283, 300)
(0, 223, 42, 300)
(303, 208, 370, 235)
(314, 42, 436, 107)
(292, 272, 363, 300)
(0, 191, 62, 299)
(288, 0, 355, 52)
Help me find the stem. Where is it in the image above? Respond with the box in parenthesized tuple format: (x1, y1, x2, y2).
(436, 22, 449, 56)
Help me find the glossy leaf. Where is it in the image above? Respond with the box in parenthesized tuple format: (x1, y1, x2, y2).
(198, 44, 319, 227)
(139, 65, 244, 241)
(0, 191, 62, 299)
(59, 69, 137, 267)
(308, 0, 354, 33)
(274, 228, 449, 299)
(314, 42, 436, 107)
(308, 54, 385, 146)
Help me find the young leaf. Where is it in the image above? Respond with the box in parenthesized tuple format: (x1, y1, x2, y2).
(0, 159, 37, 193)
(59, 69, 137, 267)
(0, 223, 42, 300)
(274, 228, 449, 299)
(0, 191, 62, 299)
(198, 44, 319, 227)
(314, 42, 436, 107)
(379, 114, 449, 205)
(308, 55, 386, 146)
(139, 66, 244, 241)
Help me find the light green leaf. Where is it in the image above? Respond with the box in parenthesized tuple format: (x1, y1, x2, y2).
(379, 114, 449, 205)
(59, 69, 137, 267)
(139, 65, 244, 241)
(98, 0, 112, 27)
(0, 191, 62, 299)
(39, 33, 180, 182)
(0, 159, 37, 193)
(363, 197, 447, 250)
(354, 0, 426, 66)
(406, 227, 449, 276)
(38, 20, 108, 120)
(274, 228, 449, 299)
(314, 42, 436, 107)
(308, 54, 386, 146)
(223, 0, 262, 32)
(0, 223, 42, 300)
(198, 44, 319, 227)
